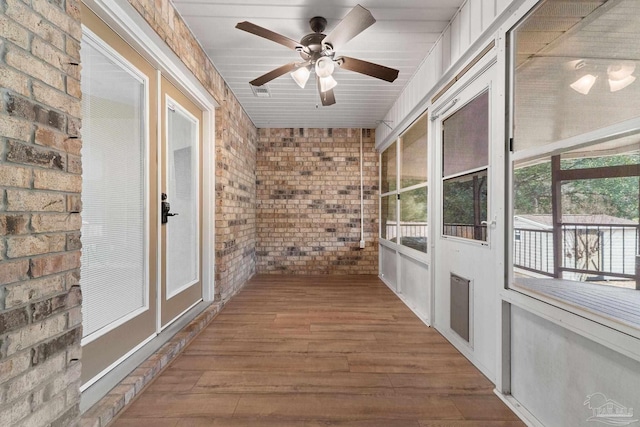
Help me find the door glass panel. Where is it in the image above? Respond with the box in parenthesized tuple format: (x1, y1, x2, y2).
(443, 170, 488, 241)
(166, 101, 199, 298)
(443, 92, 489, 177)
(80, 38, 146, 337)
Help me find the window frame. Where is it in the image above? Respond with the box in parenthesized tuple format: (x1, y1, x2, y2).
(379, 113, 429, 256)
(505, 0, 640, 344)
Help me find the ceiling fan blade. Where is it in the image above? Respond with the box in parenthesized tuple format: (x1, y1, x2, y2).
(250, 62, 300, 86)
(337, 56, 399, 83)
(316, 75, 336, 106)
(322, 5, 375, 51)
(236, 21, 301, 51)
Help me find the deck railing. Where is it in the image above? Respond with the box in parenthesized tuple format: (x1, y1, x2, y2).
(514, 223, 639, 281)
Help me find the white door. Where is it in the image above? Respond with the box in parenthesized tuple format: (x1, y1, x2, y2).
(432, 62, 503, 381)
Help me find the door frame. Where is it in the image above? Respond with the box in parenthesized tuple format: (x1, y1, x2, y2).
(82, 0, 217, 304)
(80, 0, 217, 399)
(429, 52, 503, 382)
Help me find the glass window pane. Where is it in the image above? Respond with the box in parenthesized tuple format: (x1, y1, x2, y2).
(443, 170, 488, 241)
(400, 186, 428, 252)
(381, 195, 397, 242)
(166, 103, 199, 297)
(401, 115, 428, 188)
(512, 0, 640, 151)
(443, 92, 489, 177)
(381, 141, 397, 193)
(80, 38, 146, 337)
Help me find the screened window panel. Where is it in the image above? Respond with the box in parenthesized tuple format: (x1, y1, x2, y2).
(399, 186, 428, 252)
(80, 39, 147, 337)
(381, 195, 397, 242)
(443, 91, 489, 177)
(381, 141, 397, 193)
(401, 116, 428, 188)
(443, 170, 488, 241)
(166, 103, 199, 297)
(512, 0, 640, 151)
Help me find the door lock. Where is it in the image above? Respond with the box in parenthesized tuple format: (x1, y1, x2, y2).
(161, 193, 179, 224)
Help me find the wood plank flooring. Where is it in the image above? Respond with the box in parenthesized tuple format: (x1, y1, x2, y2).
(111, 275, 525, 427)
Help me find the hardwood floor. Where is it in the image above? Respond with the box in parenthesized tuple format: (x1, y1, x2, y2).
(111, 275, 525, 427)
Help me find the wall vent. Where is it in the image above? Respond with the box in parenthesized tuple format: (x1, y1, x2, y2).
(450, 273, 470, 342)
(251, 85, 271, 98)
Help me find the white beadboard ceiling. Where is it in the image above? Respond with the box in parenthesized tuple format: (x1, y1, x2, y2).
(171, 0, 465, 129)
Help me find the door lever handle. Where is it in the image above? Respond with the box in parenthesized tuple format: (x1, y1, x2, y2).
(481, 217, 497, 227)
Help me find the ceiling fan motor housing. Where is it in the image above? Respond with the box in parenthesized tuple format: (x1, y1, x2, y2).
(299, 32, 334, 62)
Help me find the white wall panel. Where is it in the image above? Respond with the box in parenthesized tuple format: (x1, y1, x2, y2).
(400, 254, 430, 321)
(459, 2, 471, 54)
(470, 0, 483, 41)
(451, 14, 461, 62)
(496, 0, 511, 17)
(482, 0, 497, 32)
(380, 244, 398, 291)
(441, 26, 452, 73)
(511, 307, 640, 426)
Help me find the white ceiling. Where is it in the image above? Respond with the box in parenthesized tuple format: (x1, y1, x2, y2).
(171, 0, 465, 129)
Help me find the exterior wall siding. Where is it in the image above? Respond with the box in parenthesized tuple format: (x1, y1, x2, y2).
(256, 128, 378, 275)
(0, 0, 84, 424)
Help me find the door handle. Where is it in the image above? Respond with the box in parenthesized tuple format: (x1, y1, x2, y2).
(481, 217, 497, 227)
(161, 193, 179, 224)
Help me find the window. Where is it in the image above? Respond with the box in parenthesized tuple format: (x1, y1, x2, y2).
(80, 32, 148, 338)
(442, 92, 489, 242)
(380, 114, 429, 253)
(380, 142, 398, 243)
(509, 0, 640, 330)
(399, 114, 428, 252)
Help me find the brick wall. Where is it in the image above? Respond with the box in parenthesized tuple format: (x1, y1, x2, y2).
(0, 0, 83, 424)
(127, 0, 258, 300)
(256, 128, 378, 274)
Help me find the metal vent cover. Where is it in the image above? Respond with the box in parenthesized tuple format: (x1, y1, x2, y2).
(251, 85, 271, 98)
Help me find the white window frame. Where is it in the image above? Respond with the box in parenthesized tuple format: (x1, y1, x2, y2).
(500, 0, 640, 361)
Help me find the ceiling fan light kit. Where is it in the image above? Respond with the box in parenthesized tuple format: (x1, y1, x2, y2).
(291, 66, 311, 88)
(569, 59, 636, 95)
(236, 4, 399, 106)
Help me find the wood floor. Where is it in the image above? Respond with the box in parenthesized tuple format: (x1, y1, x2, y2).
(111, 275, 525, 427)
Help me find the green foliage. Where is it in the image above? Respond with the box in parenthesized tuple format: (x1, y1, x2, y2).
(443, 172, 487, 225)
(400, 186, 427, 222)
(514, 154, 639, 221)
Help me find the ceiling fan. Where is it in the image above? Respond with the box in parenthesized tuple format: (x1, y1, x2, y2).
(236, 4, 399, 106)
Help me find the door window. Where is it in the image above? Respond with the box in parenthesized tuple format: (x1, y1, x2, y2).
(442, 92, 489, 242)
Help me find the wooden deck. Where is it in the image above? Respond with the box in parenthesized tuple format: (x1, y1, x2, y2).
(515, 278, 640, 329)
(111, 275, 524, 426)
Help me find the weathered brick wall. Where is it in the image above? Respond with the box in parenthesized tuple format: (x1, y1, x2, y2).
(127, 0, 258, 300)
(0, 0, 83, 425)
(256, 128, 378, 274)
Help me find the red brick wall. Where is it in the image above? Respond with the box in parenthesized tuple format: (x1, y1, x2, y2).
(0, 0, 83, 424)
(256, 128, 379, 274)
